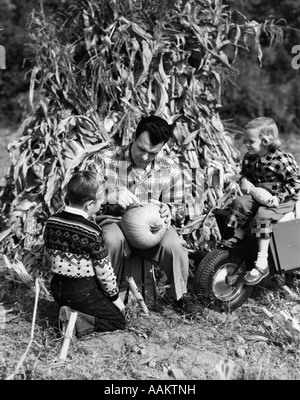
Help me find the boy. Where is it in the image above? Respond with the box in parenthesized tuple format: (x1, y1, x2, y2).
(43, 170, 126, 338)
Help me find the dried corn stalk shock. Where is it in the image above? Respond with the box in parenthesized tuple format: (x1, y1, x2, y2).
(0, 0, 283, 281)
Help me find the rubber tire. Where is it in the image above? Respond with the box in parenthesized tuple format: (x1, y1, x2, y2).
(194, 248, 252, 311)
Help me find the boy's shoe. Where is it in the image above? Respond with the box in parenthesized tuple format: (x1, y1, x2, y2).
(243, 265, 269, 286)
(76, 313, 95, 338)
(58, 306, 76, 337)
(58, 306, 95, 338)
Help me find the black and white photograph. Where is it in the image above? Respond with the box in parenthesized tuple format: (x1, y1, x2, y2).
(1, 0, 300, 383)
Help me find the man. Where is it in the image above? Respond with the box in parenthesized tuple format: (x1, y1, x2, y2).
(88, 115, 200, 317)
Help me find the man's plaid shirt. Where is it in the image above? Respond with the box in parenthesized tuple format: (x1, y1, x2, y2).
(241, 147, 300, 203)
(87, 143, 204, 220)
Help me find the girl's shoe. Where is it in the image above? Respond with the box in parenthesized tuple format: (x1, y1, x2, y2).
(220, 236, 243, 249)
(243, 265, 269, 286)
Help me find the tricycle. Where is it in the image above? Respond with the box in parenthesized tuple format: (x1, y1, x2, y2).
(193, 203, 300, 311)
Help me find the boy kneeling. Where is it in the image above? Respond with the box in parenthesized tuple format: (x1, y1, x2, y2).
(44, 170, 126, 338)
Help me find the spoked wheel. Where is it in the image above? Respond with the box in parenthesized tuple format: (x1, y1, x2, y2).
(194, 248, 252, 311)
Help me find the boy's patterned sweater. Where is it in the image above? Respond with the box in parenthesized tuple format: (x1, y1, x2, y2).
(43, 208, 119, 301)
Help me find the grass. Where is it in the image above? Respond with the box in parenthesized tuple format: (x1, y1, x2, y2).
(2, 265, 300, 380)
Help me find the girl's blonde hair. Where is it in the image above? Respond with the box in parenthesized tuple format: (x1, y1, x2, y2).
(244, 117, 281, 149)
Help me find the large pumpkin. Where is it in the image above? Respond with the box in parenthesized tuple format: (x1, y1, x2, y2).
(120, 204, 167, 249)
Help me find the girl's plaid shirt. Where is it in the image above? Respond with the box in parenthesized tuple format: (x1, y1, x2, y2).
(241, 147, 300, 203)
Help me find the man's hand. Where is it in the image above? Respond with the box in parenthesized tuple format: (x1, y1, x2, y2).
(267, 195, 280, 208)
(240, 178, 254, 194)
(112, 297, 126, 314)
(149, 199, 171, 229)
(107, 188, 140, 209)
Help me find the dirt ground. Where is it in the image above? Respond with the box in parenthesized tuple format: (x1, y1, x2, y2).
(2, 268, 300, 383)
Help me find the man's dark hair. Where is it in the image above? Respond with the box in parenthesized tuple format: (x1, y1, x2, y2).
(66, 170, 101, 206)
(135, 116, 172, 145)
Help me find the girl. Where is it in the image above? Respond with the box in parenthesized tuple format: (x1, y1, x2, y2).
(221, 117, 300, 285)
